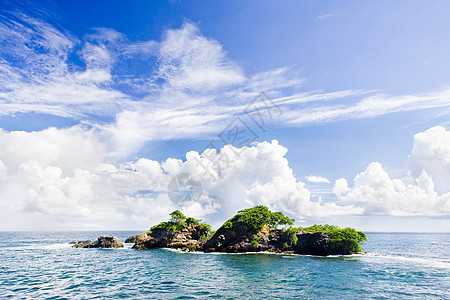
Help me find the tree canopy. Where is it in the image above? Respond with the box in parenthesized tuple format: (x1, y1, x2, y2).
(218, 205, 294, 233)
(170, 210, 186, 223)
(150, 210, 211, 234)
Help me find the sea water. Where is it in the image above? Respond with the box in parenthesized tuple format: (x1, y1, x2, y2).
(0, 232, 449, 299)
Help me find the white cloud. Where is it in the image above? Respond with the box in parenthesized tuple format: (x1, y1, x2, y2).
(2, 14, 448, 147)
(409, 126, 450, 194)
(285, 89, 450, 126)
(333, 126, 450, 217)
(158, 22, 245, 92)
(0, 125, 448, 230)
(306, 175, 331, 183)
(0, 126, 362, 229)
(333, 178, 349, 195)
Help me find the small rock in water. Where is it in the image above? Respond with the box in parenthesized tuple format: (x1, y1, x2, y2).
(71, 236, 124, 248)
(71, 240, 92, 248)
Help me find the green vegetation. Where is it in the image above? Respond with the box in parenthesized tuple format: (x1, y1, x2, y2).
(251, 240, 259, 248)
(301, 224, 367, 253)
(212, 205, 366, 254)
(170, 210, 186, 223)
(217, 205, 294, 233)
(285, 227, 298, 246)
(150, 210, 212, 234)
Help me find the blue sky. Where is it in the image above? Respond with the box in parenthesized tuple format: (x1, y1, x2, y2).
(0, 0, 449, 231)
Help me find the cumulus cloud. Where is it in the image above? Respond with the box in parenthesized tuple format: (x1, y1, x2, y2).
(409, 126, 450, 194)
(0, 125, 448, 230)
(333, 126, 450, 217)
(0, 126, 362, 229)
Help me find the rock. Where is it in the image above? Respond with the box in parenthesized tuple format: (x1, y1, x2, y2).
(71, 240, 92, 248)
(204, 226, 340, 256)
(294, 232, 331, 256)
(204, 225, 285, 253)
(89, 235, 124, 248)
(132, 223, 210, 251)
(72, 236, 124, 248)
(125, 235, 138, 243)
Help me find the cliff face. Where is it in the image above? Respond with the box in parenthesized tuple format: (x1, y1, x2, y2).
(130, 223, 210, 251)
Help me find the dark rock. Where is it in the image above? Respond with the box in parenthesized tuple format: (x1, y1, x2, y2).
(203, 225, 289, 253)
(71, 240, 92, 248)
(294, 232, 331, 256)
(125, 235, 138, 243)
(203, 225, 347, 256)
(72, 236, 124, 248)
(89, 235, 124, 248)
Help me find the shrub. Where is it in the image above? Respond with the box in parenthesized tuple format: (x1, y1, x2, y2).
(285, 227, 298, 246)
(251, 240, 259, 248)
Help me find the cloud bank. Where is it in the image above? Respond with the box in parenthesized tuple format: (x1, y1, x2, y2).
(0, 126, 448, 230)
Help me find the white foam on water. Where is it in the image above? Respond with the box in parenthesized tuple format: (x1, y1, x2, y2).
(360, 252, 450, 269)
(41, 243, 72, 249)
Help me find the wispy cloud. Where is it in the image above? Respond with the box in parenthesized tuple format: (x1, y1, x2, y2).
(0, 13, 449, 150)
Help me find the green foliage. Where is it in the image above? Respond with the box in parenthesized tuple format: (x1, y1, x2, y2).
(146, 230, 152, 236)
(285, 227, 298, 246)
(186, 217, 200, 225)
(302, 224, 367, 253)
(251, 240, 259, 248)
(282, 242, 288, 250)
(251, 234, 258, 240)
(199, 233, 209, 241)
(200, 222, 212, 233)
(217, 205, 295, 233)
(170, 210, 187, 223)
(151, 220, 187, 233)
(222, 221, 233, 229)
(150, 210, 212, 234)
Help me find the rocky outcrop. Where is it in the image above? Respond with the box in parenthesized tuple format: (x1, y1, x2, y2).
(203, 226, 343, 256)
(71, 235, 124, 248)
(132, 223, 210, 251)
(71, 240, 92, 248)
(294, 232, 332, 256)
(125, 235, 139, 244)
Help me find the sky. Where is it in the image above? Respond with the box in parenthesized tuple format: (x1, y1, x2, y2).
(0, 0, 449, 232)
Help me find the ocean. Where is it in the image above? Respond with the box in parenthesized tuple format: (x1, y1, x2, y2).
(0, 232, 449, 299)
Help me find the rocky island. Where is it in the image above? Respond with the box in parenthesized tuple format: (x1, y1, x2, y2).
(122, 206, 367, 256)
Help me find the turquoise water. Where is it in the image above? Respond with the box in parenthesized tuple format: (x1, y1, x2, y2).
(0, 232, 449, 299)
